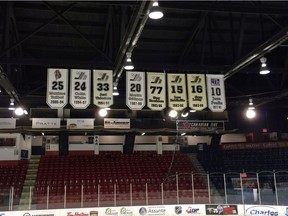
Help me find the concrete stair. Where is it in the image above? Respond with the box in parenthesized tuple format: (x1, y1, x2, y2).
(18, 155, 41, 210)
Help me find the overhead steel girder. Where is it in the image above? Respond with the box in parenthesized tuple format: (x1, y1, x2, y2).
(223, 25, 288, 80)
(113, 0, 153, 85)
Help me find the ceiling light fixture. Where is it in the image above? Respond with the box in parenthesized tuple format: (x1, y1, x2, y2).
(15, 107, 24, 116)
(141, 132, 146, 136)
(259, 57, 270, 75)
(113, 85, 119, 96)
(123, 52, 134, 70)
(8, 98, 15, 110)
(246, 98, 256, 119)
(168, 110, 178, 118)
(99, 108, 108, 117)
(181, 109, 189, 118)
(181, 132, 186, 136)
(149, 1, 164, 20)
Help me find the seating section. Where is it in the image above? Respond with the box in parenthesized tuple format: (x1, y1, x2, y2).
(34, 151, 208, 205)
(198, 146, 288, 173)
(0, 161, 27, 205)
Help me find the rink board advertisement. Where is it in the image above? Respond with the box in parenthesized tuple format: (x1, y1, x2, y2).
(2, 205, 288, 216)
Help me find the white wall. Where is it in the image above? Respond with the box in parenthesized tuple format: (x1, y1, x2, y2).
(0, 133, 21, 160)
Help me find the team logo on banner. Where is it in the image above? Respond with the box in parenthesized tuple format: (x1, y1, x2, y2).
(46, 68, 68, 108)
(93, 70, 113, 108)
(167, 73, 187, 111)
(206, 74, 226, 112)
(187, 74, 207, 111)
(147, 72, 166, 110)
(70, 69, 91, 109)
(126, 71, 145, 110)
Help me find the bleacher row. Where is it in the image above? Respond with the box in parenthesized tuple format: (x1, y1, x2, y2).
(2, 147, 288, 207)
(34, 151, 208, 205)
(0, 161, 27, 204)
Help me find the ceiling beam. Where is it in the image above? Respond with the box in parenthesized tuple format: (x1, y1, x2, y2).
(223, 24, 288, 80)
(0, 3, 77, 59)
(113, 0, 153, 85)
(162, 2, 288, 15)
(43, 1, 113, 65)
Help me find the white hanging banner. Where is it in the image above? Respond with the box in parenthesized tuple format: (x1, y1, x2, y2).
(206, 74, 226, 112)
(70, 69, 91, 109)
(187, 74, 207, 111)
(93, 70, 113, 108)
(167, 73, 187, 111)
(147, 72, 166, 110)
(126, 71, 146, 110)
(46, 68, 68, 109)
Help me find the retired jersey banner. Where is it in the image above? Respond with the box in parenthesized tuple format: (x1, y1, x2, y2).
(46, 68, 68, 109)
(187, 74, 207, 111)
(206, 74, 226, 112)
(147, 72, 166, 110)
(126, 71, 145, 110)
(93, 70, 113, 108)
(70, 69, 91, 109)
(167, 73, 187, 111)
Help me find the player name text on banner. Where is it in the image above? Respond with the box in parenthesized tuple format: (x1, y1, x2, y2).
(93, 70, 113, 108)
(167, 73, 187, 111)
(46, 68, 68, 109)
(206, 74, 226, 112)
(147, 72, 166, 110)
(187, 74, 207, 111)
(126, 71, 146, 110)
(70, 69, 91, 109)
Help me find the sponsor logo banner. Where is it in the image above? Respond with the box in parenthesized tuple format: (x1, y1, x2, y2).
(187, 74, 207, 111)
(126, 71, 146, 110)
(66, 119, 94, 129)
(70, 69, 91, 109)
(0, 118, 16, 129)
(138, 206, 166, 216)
(104, 118, 130, 129)
(245, 206, 279, 216)
(176, 120, 224, 132)
(93, 70, 113, 108)
(206, 74, 226, 112)
(147, 72, 166, 110)
(206, 205, 238, 215)
(105, 208, 118, 216)
(46, 68, 68, 108)
(167, 73, 187, 111)
(32, 118, 60, 129)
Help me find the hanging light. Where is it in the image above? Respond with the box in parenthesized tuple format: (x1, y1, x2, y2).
(99, 108, 108, 117)
(168, 110, 178, 118)
(113, 85, 119, 96)
(15, 107, 24, 116)
(259, 57, 270, 75)
(149, 1, 164, 19)
(246, 98, 256, 119)
(141, 132, 146, 136)
(8, 98, 15, 110)
(123, 52, 134, 70)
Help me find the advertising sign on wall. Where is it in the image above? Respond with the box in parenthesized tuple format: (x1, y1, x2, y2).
(66, 119, 94, 129)
(206, 205, 238, 215)
(0, 118, 16, 129)
(104, 118, 130, 129)
(32, 118, 61, 129)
